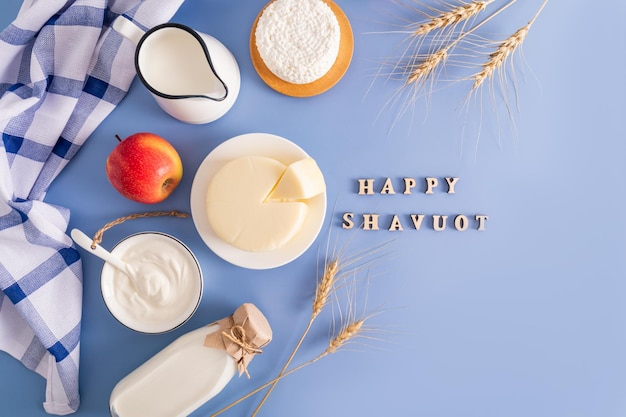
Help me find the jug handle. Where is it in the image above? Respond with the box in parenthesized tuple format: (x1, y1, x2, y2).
(113, 15, 146, 45)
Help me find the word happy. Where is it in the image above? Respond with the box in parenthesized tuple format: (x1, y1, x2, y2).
(342, 177, 488, 232)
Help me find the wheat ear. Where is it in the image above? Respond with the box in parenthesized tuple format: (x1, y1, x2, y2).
(406, 47, 449, 85)
(325, 319, 365, 354)
(414, 0, 494, 36)
(472, 25, 529, 90)
(312, 259, 339, 317)
(472, 0, 548, 91)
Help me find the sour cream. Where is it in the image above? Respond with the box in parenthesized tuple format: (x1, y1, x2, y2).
(101, 232, 203, 333)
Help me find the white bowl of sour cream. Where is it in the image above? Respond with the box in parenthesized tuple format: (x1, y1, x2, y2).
(100, 232, 203, 334)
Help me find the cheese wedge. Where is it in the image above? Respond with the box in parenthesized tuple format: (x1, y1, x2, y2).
(206, 156, 308, 252)
(268, 157, 325, 201)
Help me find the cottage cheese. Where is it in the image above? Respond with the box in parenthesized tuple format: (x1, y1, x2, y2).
(255, 0, 341, 84)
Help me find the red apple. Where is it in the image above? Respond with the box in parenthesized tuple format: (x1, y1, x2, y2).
(105, 132, 183, 204)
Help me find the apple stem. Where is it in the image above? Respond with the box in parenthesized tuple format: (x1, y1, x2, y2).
(115, 134, 123, 142)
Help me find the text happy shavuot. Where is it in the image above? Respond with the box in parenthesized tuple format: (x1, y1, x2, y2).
(342, 177, 488, 232)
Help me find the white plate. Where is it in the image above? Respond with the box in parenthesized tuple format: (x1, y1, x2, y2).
(190, 133, 327, 269)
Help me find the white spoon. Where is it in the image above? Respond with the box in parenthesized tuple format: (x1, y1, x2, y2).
(71, 228, 137, 281)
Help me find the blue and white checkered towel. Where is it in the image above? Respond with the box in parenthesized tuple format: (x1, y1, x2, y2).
(0, 0, 184, 414)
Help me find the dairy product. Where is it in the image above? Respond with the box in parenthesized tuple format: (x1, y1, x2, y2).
(206, 156, 309, 252)
(109, 303, 272, 417)
(269, 157, 325, 201)
(110, 324, 233, 417)
(255, 0, 341, 84)
(101, 233, 202, 333)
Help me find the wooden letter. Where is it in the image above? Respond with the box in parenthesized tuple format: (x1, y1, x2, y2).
(342, 212, 354, 229)
(445, 177, 459, 194)
(358, 179, 375, 195)
(454, 215, 469, 231)
(388, 215, 404, 231)
(425, 177, 438, 194)
(380, 178, 396, 195)
(362, 214, 380, 230)
(475, 215, 489, 231)
(410, 214, 425, 230)
(433, 215, 448, 231)
(403, 178, 416, 194)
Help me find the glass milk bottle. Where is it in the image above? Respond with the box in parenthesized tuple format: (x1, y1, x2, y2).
(109, 303, 272, 417)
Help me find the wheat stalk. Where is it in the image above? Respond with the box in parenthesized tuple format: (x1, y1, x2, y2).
(404, 0, 519, 89)
(414, 0, 494, 36)
(209, 318, 369, 417)
(248, 257, 341, 417)
(249, 238, 391, 416)
(472, 0, 548, 91)
(403, 0, 492, 87)
(208, 236, 392, 417)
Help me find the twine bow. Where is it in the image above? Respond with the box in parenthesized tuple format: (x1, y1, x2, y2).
(204, 303, 272, 378)
(222, 324, 264, 378)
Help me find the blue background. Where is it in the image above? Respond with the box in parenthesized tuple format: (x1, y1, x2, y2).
(2, 0, 626, 416)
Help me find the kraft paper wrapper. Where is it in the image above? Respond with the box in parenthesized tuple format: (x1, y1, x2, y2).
(204, 303, 272, 377)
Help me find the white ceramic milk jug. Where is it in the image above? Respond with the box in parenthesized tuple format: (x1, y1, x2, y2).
(109, 303, 272, 417)
(113, 16, 240, 124)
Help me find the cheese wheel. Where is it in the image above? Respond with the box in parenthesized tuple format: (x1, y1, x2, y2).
(206, 156, 308, 252)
